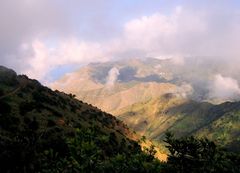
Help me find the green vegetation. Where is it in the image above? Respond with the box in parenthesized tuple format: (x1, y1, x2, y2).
(39, 128, 163, 173)
(163, 132, 240, 173)
(118, 95, 240, 152)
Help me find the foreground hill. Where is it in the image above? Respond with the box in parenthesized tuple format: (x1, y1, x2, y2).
(0, 66, 163, 172)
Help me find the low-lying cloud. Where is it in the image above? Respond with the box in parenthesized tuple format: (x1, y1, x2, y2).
(208, 74, 240, 101)
(170, 83, 194, 99)
(105, 67, 120, 87)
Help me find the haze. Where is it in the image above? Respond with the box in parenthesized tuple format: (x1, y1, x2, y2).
(0, 0, 240, 92)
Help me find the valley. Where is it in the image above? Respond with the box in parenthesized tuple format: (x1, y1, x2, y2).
(51, 58, 240, 152)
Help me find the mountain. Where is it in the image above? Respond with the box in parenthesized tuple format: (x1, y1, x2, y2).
(50, 58, 188, 114)
(0, 66, 164, 172)
(50, 57, 240, 153)
(51, 57, 238, 114)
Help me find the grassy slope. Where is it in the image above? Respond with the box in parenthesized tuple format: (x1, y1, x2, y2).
(117, 94, 240, 152)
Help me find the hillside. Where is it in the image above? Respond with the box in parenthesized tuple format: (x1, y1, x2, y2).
(117, 94, 240, 152)
(0, 66, 164, 172)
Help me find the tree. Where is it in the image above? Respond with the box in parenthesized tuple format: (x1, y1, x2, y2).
(163, 132, 240, 173)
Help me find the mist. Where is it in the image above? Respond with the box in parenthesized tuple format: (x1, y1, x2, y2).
(207, 74, 240, 101)
(0, 1, 240, 102)
(160, 56, 240, 102)
(105, 67, 120, 87)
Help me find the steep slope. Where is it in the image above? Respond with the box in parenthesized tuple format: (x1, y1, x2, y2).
(117, 94, 240, 151)
(196, 102, 240, 151)
(0, 66, 135, 141)
(0, 66, 163, 172)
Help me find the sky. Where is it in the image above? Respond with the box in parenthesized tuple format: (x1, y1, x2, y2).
(0, 0, 240, 83)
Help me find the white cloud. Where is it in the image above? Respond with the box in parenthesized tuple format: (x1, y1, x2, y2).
(208, 74, 240, 101)
(1, 2, 240, 82)
(23, 40, 50, 80)
(22, 39, 110, 80)
(170, 56, 185, 65)
(174, 83, 194, 99)
(119, 6, 206, 56)
(105, 67, 120, 87)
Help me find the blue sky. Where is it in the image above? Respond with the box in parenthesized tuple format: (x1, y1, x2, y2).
(65, 0, 181, 40)
(0, 0, 240, 82)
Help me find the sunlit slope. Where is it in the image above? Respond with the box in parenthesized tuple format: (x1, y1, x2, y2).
(50, 66, 104, 92)
(50, 58, 179, 113)
(196, 102, 240, 151)
(75, 82, 176, 113)
(117, 94, 240, 151)
(51, 57, 240, 113)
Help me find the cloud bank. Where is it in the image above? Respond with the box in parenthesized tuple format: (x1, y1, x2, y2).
(208, 74, 240, 101)
(0, 1, 240, 83)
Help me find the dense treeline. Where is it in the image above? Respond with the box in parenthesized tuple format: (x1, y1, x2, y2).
(163, 132, 240, 173)
(1, 124, 240, 172)
(0, 123, 162, 172)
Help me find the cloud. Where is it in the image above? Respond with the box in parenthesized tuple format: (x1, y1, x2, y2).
(0, 0, 70, 72)
(171, 83, 194, 99)
(170, 56, 185, 66)
(105, 67, 120, 87)
(0, 1, 240, 82)
(121, 5, 240, 57)
(208, 74, 240, 101)
(22, 39, 110, 81)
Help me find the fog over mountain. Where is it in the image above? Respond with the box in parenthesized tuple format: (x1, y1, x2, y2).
(50, 56, 240, 113)
(160, 56, 240, 102)
(106, 67, 120, 87)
